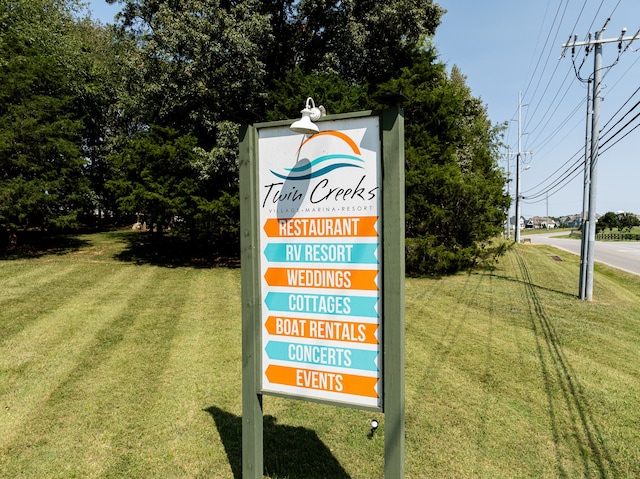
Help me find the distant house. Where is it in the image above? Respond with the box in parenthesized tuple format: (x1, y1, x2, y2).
(510, 216, 527, 230)
(559, 214, 583, 229)
(558, 213, 601, 229)
(525, 216, 558, 229)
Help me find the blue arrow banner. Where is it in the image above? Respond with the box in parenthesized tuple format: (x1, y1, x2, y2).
(264, 242, 378, 264)
(266, 340, 379, 371)
(265, 292, 378, 318)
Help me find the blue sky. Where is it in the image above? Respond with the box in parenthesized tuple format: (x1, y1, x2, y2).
(435, 0, 640, 218)
(86, 0, 120, 24)
(88, 1, 640, 218)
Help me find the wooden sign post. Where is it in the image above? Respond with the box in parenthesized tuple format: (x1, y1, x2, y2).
(240, 107, 404, 478)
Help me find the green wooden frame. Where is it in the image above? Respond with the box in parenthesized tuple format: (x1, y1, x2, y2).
(240, 106, 405, 478)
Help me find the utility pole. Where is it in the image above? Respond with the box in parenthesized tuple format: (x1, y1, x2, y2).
(516, 92, 523, 244)
(585, 30, 603, 302)
(546, 192, 549, 230)
(562, 21, 640, 300)
(579, 79, 592, 299)
(506, 150, 511, 240)
(512, 92, 532, 244)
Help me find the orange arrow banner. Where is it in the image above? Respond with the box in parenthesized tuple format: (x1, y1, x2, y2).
(265, 316, 379, 344)
(264, 216, 378, 238)
(264, 267, 378, 290)
(265, 365, 378, 398)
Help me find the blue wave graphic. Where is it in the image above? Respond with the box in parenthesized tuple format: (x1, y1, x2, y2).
(286, 154, 364, 173)
(271, 163, 363, 181)
(271, 154, 365, 181)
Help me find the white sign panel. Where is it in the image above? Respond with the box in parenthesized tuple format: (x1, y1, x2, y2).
(258, 116, 382, 409)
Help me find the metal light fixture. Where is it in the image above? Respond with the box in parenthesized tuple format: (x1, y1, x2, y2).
(290, 97, 325, 135)
(370, 419, 379, 435)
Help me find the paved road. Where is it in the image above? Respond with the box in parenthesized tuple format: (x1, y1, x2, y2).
(528, 232, 640, 276)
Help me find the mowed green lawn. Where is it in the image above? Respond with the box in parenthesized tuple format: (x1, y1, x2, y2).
(1, 231, 639, 478)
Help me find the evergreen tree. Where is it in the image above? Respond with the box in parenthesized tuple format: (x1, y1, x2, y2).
(379, 51, 510, 274)
(0, 0, 89, 241)
(107, 126, 200, 236)
(256, 0, 443, 87)
(265, 67, 370, 121)
(69, 20, 127, 227)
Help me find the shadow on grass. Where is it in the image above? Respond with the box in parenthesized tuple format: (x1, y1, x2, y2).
(113, 233, 239, 268)
(513, 249, 618, 478)
(204, 406, 351, 479)
(481, 270, 578, 299)
(0, 233, 90, 260)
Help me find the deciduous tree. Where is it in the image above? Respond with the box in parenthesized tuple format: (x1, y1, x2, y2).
(617, 212, 640, 232)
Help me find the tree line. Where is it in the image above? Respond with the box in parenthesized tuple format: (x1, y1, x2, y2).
(596, 211, 640, 233)
(0, 0, 510, 275)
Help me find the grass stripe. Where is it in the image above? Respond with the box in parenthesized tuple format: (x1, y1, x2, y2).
(1, 234, 640, 478)
(1, 266, 181, 477)
(0, 262, 91, 341)
(0, 266, 158, 459)
(119, 268, 242, 478)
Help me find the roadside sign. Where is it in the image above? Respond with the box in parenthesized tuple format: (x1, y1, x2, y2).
(258, 117, 382, 409)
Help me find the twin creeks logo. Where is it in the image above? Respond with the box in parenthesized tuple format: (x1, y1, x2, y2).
(270, 131, 364, 180)
(258, 117, 382, 409)
(261, 130, 379, 212)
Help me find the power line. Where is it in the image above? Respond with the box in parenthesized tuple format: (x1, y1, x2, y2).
(600, 84, 640, 131)
(523, 154, 585, 201)
(521, 162, 584, 204)
(522, 0, 625, 155)
(526, 93, 583, 154)
(507, 2, 639, 213)
(600, 99, 640, 140)
(525, 65, 576, 143)
(520, 82, 640, 202)
(521, 0, 569, 103)
(600, 107, 640, 153)
(561, 18, 640, 301)
(600, 119, 640, 154)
